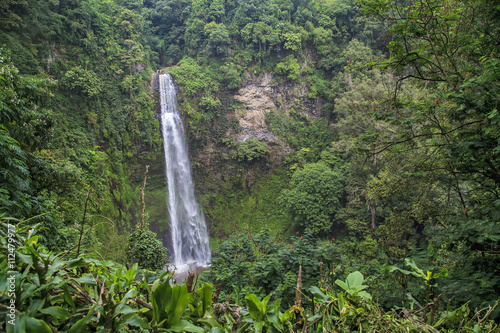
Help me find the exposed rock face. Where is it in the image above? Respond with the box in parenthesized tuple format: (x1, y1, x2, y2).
(233, 73, 278, 144)
(231, 72, 321, 153)
(164, 70, 323, 194)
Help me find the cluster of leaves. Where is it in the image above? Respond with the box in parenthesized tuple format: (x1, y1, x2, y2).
(0, 0, 166, 260)
(350, 0, 500, 312)
(0, 48, 82, 252)
(2, 220, 499, 332)
(280, 162, 344, 234)
(0, 48, 54, 212)
(0, 218, 216, 332)
(236, 139, 270, 163)
(201, 229, 340, 307)
(126, 226, 169, 271)
(202, 228, 499, 332)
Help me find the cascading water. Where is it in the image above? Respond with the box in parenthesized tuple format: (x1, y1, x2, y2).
(159, 73, 211, 271)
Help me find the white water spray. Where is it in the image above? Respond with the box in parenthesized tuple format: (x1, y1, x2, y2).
(159, 74, 210, 271)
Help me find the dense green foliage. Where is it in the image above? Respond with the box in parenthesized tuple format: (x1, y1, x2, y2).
(0, 0, 165, 263)
(1, 0, 500, 330)
(0, 48, 54, 215)
(126, 226, 169, 271)
(0, 221, 214, 332)
(203, 230, 338, 305)
(2, 222, 498, 332)
(280, 163, 343, 233)
(236, 139, 270, 162)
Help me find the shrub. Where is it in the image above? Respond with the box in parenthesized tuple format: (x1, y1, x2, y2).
(280, 163, 344, 234)
(275, 55, 300, 80)
(236, 139, 269, 162)
(126, 227, 169, 270)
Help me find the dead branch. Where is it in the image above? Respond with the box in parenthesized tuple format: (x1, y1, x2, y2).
(133, 297, 153, 310)
(213, 302, 246, 325)
(296, 265, 302, 308)
(140, 165, 149, 228)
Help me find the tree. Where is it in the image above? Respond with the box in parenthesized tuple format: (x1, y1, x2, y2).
(204, 22, 230, 56)
(126, 166, 169, 270)
(126, 227, 169, 270)
(236, 139, 269, 162)
(0, 48, 54, 215)
(275, 54, 300, 80)
(359, 0, 500, 310)
(330, 39, 395, 231)
(280, 163, 344, 233)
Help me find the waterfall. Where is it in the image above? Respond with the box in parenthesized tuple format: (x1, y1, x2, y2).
(159, 74, 211, 270)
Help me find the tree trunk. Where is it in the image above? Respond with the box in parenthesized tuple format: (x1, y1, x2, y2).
(369, 201, 376, 230)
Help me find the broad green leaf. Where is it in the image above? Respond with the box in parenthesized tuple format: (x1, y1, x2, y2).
(25, 316, 52, 333)
(167, 284, 188, 326)
(267, 313, 283, 331)
(46, 259, 66, 276)
(195, 283, 212, 317)
(188, 293, 199, 305)
(26, 235, 39, 247)
(197, 318, 222, 328)
(16, 252, 33, 266)
(65, 257, 89, 268)
(307, 313, 322, 323)
(113, 303, 138, 317)
(0, 273, 8, 291)
(261, 294, 271, 315)
(168, 319, 204, 333)
(122, 289, 138, 302)
(116, 313, 150, 330)
(124, 315, 150, 329)
(21, 284, 37, 302)
(63, 284, 75, 309)
(242, 315, 254, 324)
(125, 263, 138, 284)
(357, 291, 372, 300)
(346, 271, 364, 288)
(270, 298, 281, 314)
(309, 286, 331, 303)
(39, 306, 71, 320)
(281, 310, 293, 322)
(74, 274, 97, 285)
(433, 268, 448, 279)
(210, 328, 225, 333)
(335, 279, 349, 291)
(188, 293, 200, 315)
(7, 311, 26, 333)
(404, 258, 425, 278)
(389, 266, 413, 275)
(245, 294, 264, 321)
(69, 305, 96, 333)
(152, 280, 171, 323)
(338, 292, 346, 314)
(85, 258, 115, 267)
(254, 320, 265, 333)
(27, 299, 45, 312)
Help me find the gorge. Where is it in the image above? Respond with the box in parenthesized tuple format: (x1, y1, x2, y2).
(0, 0, 498, 330)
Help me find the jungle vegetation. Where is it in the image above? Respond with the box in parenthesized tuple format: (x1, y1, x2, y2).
(0, 0, 499, 331)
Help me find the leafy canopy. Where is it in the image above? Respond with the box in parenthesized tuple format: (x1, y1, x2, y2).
(280, 162, 344, 234)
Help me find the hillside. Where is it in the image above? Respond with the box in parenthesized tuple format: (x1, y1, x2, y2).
(1, 0, 499, 331)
